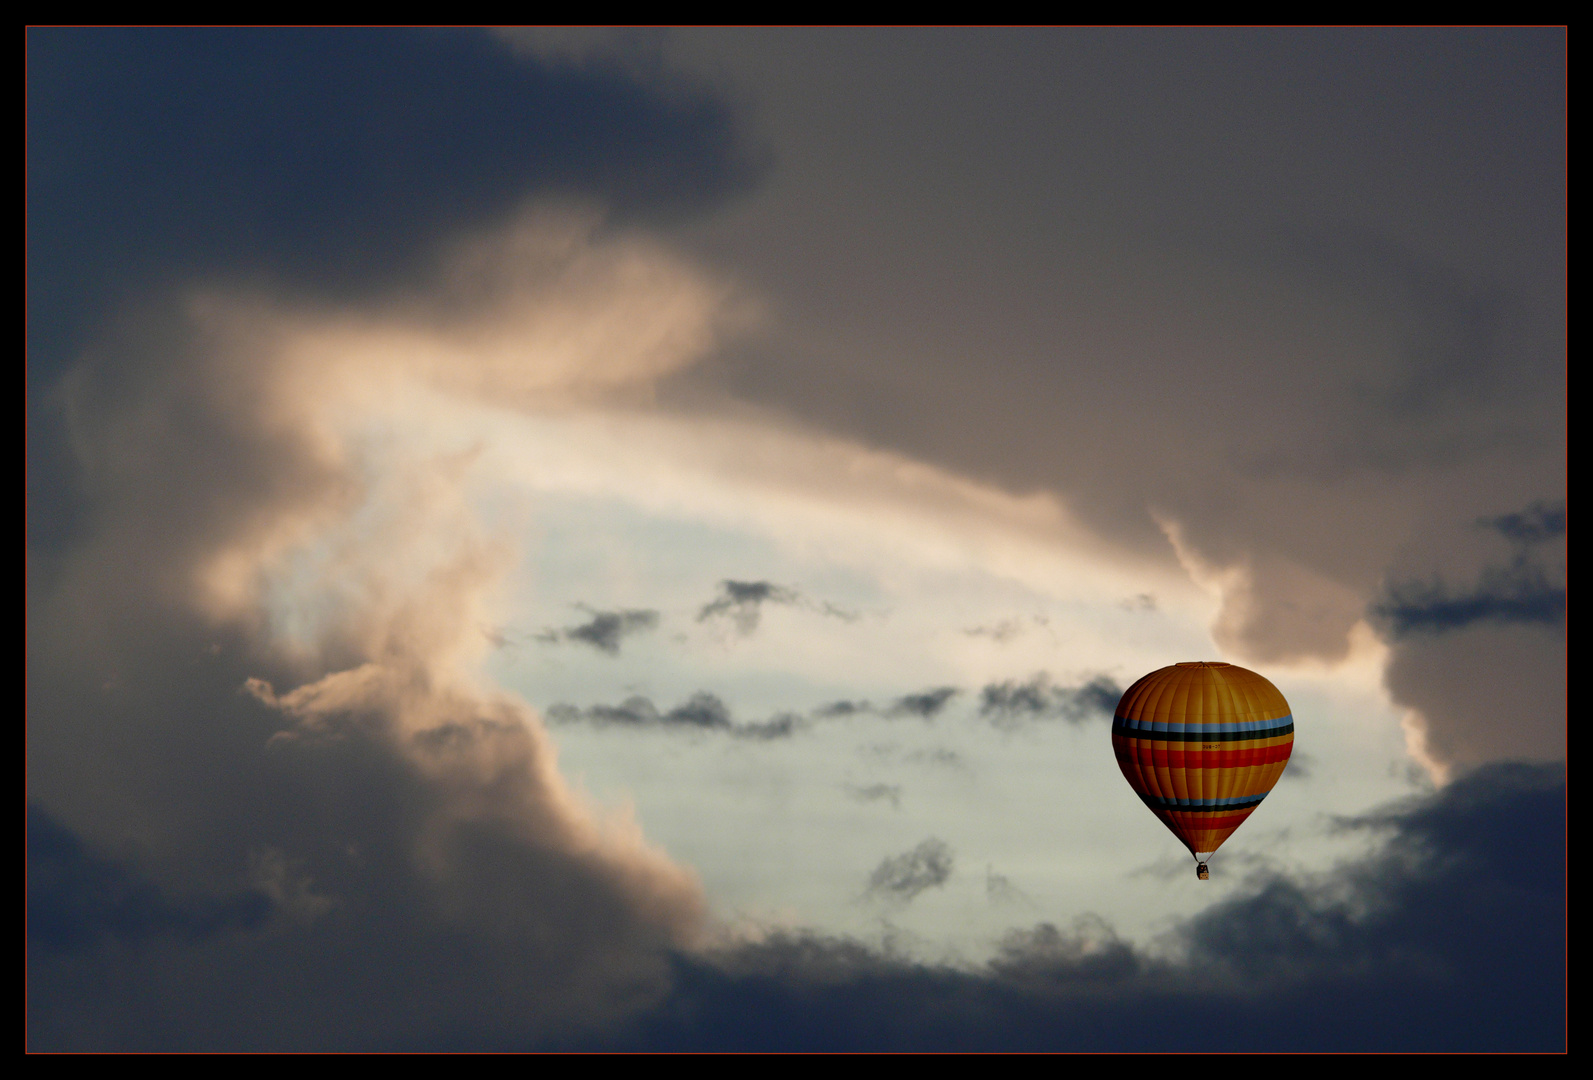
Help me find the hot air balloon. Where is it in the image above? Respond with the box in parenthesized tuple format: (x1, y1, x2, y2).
(1111, 661, 1293, 880)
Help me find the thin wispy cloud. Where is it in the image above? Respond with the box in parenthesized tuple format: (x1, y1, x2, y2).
(547, 692, 807, 740)
(978, 674, 1122, 729)
(984, 866, 1032, 907)
(538, 606, 661, 655)
(695, 580, 859, 636)
(548, 681, 971, 738)
(866, 838, 954, 904)
(696, 580, 800, 635)
(1481, 501, 1565, 545)
(887, 687, 959, 719)
(814, 699, 871, 719)
(843, 782, 902, 809)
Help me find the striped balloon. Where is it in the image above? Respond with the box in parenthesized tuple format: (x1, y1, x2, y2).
(1111, 662, 1293, 874)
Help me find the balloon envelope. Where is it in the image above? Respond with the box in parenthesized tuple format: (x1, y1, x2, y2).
(1111, 661, 1293, 861)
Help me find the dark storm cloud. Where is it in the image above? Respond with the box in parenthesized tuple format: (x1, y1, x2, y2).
(28, 805, 273, 954)
(1375, 502, 1567, 638)
(682, 30, 1562, 765)
(865, 839, 954, 903)
(544, 607, 661, 655)
(1376, 565, 1566, 637)
(1376, 501, 1565, 768)
(27, 29, 758, 373)
(1481, 501, 1565, 545)
(569, 764, 1564, 1051)
(1283, 232, 1555, 434)
(28, 27, 762, 554)
(26, 232, 712, 1046)
(28, 623, 704, 1050)
(978, 674, 1121, 728)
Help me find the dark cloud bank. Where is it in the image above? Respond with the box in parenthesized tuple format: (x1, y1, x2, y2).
(32, 762, 1561, 1049)
(28, 27, 763, 556)
(572, 763, 1566, 1052)
(26, 28, 746, 1052)
(1375, 501, 1566, 770)
(27, 28, 759, 378)
(1375, 502, 1567, 639)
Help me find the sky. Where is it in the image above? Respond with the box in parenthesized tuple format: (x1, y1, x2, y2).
(27, 28, 1564, 1050)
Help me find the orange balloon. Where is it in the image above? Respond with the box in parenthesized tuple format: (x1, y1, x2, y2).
(1111, 662, 1293, 875)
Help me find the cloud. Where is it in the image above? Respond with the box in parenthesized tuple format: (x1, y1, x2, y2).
(815, 699, 871, 719)
(572, 763, 1564, 1051)
(1372, 502, 1566, 775)
(670, 37, 1560, 781)
(28, 681, 709, 1049)
(1375, 564, 1565, 637)
(28, 804, 274, 954)
(1481, 500, 1565, 545)
(694, 580, 859, 635)
(889, 747, 969, 772)
(547, 607, 660, 655)
(964, 618, 1024, 642)
(497, 27, 673, 84)
(739, 714, 807, 740)
(27, 29, 759, 378)
(27, 30, 1566, 1049)
(1383, 622, 1566, 776)
(963, 615, 1051, 642)
(815, 688, 961, 723)
(662, 692, 734, 731)
(984, 867, 1031, 907)
(548, 682, 966, 737)
(978, 674, 1121, 729)
(548, 692, 806, 740)
(1375, 501, 1567, 638)
(27, 29, 764, 563)
(865, 838, 954, 903)
(886, 687, 959, 719)
(843, 783, 902, 810)
(696, 580, 800, 635)
(28, 209, 726, 1047)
